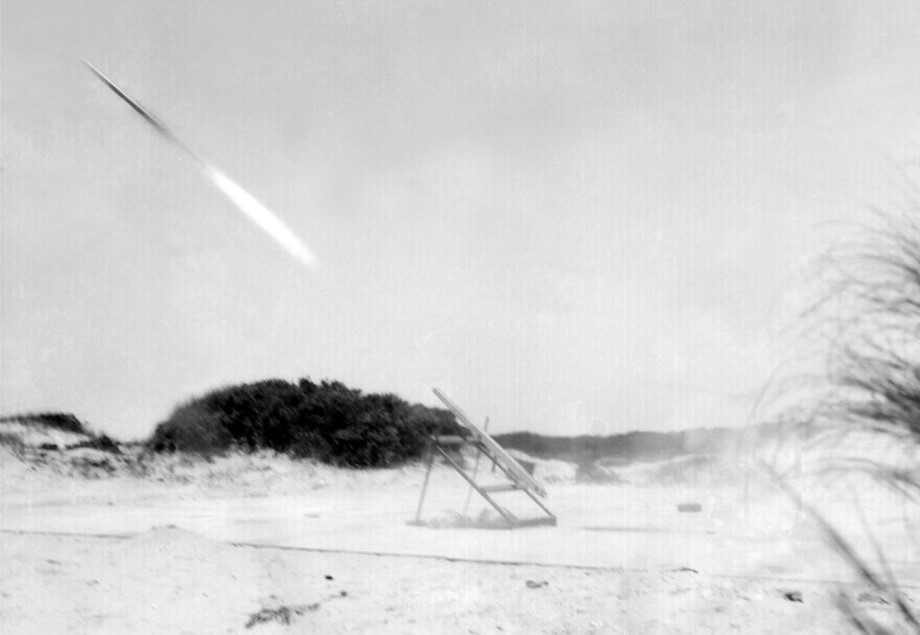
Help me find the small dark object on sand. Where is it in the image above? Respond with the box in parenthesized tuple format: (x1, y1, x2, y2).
(325, 575, 333, 580)
(857, 591, 889, 605)
(783, 591, 804, 603)
(245, 603, 319, 628)
(677, 503, 702, 513)
(526, 580, 548, 589)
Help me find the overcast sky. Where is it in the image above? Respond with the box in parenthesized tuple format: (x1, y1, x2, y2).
(3, 1, 920, 438)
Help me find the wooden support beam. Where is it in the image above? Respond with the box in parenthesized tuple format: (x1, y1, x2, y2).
(434, 445, 517, 527)
(433, 435, 466, 446)
(480, 483, 520, 493)
(433, 388, 547, 498)
(463, 417, 489, 517)
(411, 390, 557, 529)
(413, 446, 437, 525)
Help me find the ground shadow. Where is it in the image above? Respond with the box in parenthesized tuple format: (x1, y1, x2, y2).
(581, 525, 674, 534)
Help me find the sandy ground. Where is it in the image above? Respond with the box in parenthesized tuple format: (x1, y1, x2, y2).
(1, 441, 918, 634)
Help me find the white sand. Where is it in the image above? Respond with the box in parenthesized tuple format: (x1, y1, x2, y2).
(1, 443, 917, 634)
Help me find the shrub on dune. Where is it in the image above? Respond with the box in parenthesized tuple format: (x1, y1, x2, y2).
(148, 378, 459, 468)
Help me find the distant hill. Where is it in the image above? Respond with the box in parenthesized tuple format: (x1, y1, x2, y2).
(0, 411, 122, 455)
(0, 412, 89, 435)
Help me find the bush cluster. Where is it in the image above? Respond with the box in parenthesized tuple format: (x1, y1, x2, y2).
(148, 378, 460, 467)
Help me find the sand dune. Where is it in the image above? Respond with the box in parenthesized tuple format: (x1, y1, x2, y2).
(1, 435, 917, 634)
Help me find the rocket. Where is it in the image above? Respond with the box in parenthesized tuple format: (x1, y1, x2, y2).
(82, 59, 316, 268)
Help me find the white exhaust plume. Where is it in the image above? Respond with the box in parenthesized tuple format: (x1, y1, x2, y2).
(82, 59, 316, 268)
(205, 166, 315, 267)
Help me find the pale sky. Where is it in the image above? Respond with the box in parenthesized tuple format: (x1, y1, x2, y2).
(3, 1, 920, 439)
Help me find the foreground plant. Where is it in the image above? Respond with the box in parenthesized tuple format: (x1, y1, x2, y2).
(767, 204, 920, 634)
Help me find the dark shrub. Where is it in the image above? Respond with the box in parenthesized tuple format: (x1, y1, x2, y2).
(150, 406, 232, 454)
(148, 378, 456, 467)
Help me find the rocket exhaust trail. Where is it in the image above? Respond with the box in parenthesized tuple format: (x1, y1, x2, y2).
(82, 59, 316, 268)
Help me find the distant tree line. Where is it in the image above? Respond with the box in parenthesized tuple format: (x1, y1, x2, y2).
(148, 378, 462, 467)
(494, 428, 735, 465)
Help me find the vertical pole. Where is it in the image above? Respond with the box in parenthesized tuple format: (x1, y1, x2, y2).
(462, 417, 489, 516)
(414, 443, 436, 524)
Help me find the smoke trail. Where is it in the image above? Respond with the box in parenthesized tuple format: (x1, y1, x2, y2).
(83, 59, 316, 268)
